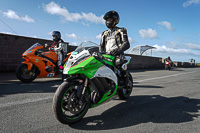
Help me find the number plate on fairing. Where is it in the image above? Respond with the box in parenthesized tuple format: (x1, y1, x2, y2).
(47, 73, 54, 77)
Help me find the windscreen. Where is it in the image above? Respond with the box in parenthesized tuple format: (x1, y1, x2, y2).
(72, 41, 99, 55)
(27, 43, 42, 50)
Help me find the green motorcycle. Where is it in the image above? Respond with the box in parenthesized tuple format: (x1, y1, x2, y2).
(52, 41, 133, 124)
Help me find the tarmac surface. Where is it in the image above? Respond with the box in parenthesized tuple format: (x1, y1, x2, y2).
(0, 67, 200, 133)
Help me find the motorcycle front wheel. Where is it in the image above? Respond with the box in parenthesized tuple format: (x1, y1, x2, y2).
(52, 82, 90, 124)
(16, 63, 38, 82)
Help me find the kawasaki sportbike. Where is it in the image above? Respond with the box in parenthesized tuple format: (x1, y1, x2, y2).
(52, 41, 133, 124)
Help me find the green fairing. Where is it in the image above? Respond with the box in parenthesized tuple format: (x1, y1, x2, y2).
(68, 54, 117, 108)
(68, 55, 115, 79)
(68, 56, 103, 79)
(102, 54, 115, 66)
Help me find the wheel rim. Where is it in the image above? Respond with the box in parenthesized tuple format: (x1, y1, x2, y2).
(61, 85, 89, 120)
(20, 65, 35, 79)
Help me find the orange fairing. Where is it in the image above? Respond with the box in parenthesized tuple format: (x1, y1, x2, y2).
(41, 51, 58, 63)
(22, 61, 33, 70)
(18, 43, 69, 78)
(23, 57, 31, 62)
(22, 45, 43, 56)
(21, 44, 55, 77)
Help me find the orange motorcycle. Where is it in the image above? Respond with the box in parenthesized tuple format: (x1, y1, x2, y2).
(16, 43, 71, 82)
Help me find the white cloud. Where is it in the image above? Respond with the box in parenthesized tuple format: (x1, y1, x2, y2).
(157, 21, 175, 31)
(3, 10, 35, 23)
(31, 35, 38, 38)
(71, 42, 78, 46)
(165, 41, 181, 49)
(0, 31, 13, 34)
(139, 28, 158, 39)
(185, 42, 200, 50)
(47, 32, 52, 36)
(44, 2, 104, 24)
(153, 44, 200, 56)
(96, 34, 101, 40)
(128, 37, 135, 44)
(183, 0, 200, 7)
(81, 22, 89, 27)
(66, 33, 80, 40)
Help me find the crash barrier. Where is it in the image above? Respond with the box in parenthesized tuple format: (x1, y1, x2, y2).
(0, 33, 198, 72)
(173, 61, 196, 68)
(126, 55, 197, 69)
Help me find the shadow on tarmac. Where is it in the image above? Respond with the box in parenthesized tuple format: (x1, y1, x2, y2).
(70, 95, 200, 130)
(0, 72, 62, 97)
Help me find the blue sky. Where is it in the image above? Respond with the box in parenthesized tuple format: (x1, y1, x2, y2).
(0, 0, 200, 62)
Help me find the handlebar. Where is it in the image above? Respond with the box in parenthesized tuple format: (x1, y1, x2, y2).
(45, 43, 51, 47)
(92, 52, 113, 69)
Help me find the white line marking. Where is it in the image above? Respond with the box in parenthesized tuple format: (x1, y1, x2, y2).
(0, 96, 52, 108)
(134, 71, 198, 83)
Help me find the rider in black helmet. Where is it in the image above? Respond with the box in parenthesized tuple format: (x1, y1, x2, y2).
(51, 31, 64, 70)
(100, 10, 130, 86)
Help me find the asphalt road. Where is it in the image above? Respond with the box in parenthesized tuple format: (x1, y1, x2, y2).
(0, 67, 200, 133)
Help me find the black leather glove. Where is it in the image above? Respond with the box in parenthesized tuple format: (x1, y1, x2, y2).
(110, 48, 122, 56)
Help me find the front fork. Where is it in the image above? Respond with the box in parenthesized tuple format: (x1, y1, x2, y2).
(76, 77, 88, 101)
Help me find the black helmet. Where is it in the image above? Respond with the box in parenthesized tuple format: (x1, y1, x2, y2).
(103, 10, 119, 28)
(52, 31, 61, 42)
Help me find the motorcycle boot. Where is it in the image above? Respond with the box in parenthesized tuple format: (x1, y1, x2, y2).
(45, 66, 52, 72)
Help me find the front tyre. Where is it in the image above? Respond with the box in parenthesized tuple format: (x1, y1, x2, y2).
(118, 72, 133, 100)
(16, 63, 37, 82)
(165, 65, 168, 70)
(52, 82, 90, 124)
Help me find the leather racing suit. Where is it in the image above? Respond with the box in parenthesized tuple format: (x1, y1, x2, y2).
(100, 27, 130, 85)
(51, 39, 64, 67)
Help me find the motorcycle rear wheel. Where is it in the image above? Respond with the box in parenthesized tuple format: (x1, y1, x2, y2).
(16, 63, 37, 82)
(118, 72, 133, 100)
(52, 82, 90, 124)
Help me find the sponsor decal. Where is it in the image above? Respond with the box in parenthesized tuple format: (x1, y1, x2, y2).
(72, 51, 78, 55)
(90, 61, 97, 65)
(35, 59, 39, 62)
(47, 73, 54, 77)
(28, 51, 32, 53)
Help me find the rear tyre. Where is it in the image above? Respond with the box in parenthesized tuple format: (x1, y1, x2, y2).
(52, 82, 90, 124)
(16, 63, 37, 82)
(118, 72, 133, 100)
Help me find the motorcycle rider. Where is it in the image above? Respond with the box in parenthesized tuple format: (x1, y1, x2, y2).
(100, 10, 130, 86)
(166, 56, 171, 62)
(47, 31, 65, 70)
(165, 56, 173, 67)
